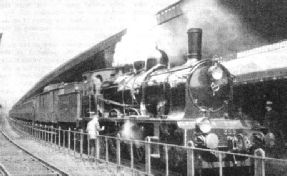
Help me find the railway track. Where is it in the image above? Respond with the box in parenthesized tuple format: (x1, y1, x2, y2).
(0, 131, 69, 176)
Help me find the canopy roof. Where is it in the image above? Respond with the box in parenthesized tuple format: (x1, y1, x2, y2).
(223, 40, 287, 84)
(15, 30, 126, 106)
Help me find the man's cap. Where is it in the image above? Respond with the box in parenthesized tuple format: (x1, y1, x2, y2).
(266, 101, 273, 105)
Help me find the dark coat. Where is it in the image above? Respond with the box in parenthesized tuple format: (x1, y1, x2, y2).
(263, 109, 279, 133)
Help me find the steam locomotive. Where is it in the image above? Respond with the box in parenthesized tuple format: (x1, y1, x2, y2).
(10, 28, 267, 173)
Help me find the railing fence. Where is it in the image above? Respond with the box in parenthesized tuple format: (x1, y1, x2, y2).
(8, 118, 287, 176)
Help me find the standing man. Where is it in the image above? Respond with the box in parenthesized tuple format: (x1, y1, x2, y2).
(263, 101, 279, 132)
(263, 101, 280, 148)
(86, 112, 105, 158)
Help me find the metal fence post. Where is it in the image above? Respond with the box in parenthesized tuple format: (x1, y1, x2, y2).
(87, 135, 90, 160)
(50, 125, 53, 147)
(54, 126, 57, 147)
(37, 124, 40, 140)
(105, 136, 109, 164)
(165, 145, 169, 176)
(80, 129, 83, 159)
(35, 124, 38, 140)
(58, 126, 61, 151)
(117, 133, 121, 173)
(96, 136, 100, 162)
(254, 148, 265, 176)
(32, 124, 34, 139)
(145, 137, 151, 175)
(130, 140, 134, 173)
(38, 124, 41, 140)
(187, 141, 195, 176)
(219, 152, 223, 176)
(34, 124, 36, 139)
(44, 125, 47, 145)
(30, 123, 32, 136)
(40, 124, 42, 142)
(68, 128, 71, 155)
(37, 124, 39, 140)
(73, 130, 76, 157)
(63, 129, 66, 151)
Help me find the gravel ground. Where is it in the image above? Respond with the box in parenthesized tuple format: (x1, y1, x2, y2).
(0, 118, 137, 176)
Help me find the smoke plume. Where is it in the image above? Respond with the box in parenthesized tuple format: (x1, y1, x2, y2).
(182, 0, 265, 57)
(113, 0, 265, 68)
(113, 16, 161, 67)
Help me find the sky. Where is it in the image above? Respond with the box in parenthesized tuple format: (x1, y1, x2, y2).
(0, 0, 177, 110)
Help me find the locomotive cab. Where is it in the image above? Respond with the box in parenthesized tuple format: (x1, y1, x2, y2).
(80, 68, 115, 120)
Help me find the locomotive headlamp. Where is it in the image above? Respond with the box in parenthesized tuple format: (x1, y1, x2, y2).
(197, 118, 212, 133)
(208, 64, 223, 80)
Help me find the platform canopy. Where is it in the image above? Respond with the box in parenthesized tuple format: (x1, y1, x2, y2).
(15, 30, 125, 105)
(223, 40, 287, 84)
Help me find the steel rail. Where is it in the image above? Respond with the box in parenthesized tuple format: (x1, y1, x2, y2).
(0, 130, 69, 176)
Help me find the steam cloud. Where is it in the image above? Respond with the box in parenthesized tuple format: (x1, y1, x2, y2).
(113, 0, 265, 68)
(182, 0, 265, 57)
(113, 16, 161, 67)
(120, 120, 142, 141)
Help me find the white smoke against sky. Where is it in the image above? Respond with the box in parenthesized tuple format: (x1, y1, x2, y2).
(182, 0, 265, 56)
(113, 15, 162, 67)
(154, 19, 189, 66)
(113, 0, 266, 68)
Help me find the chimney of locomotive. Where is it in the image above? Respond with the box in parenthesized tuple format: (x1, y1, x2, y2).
(187, 28, 202, 62)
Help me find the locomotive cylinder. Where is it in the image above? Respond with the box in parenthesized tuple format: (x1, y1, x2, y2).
(187, 28, 202, 61)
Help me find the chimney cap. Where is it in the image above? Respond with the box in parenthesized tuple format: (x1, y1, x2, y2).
(187, 28, 202, 33)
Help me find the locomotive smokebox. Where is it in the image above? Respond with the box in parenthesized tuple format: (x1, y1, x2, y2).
(187, 28, 202, 61)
